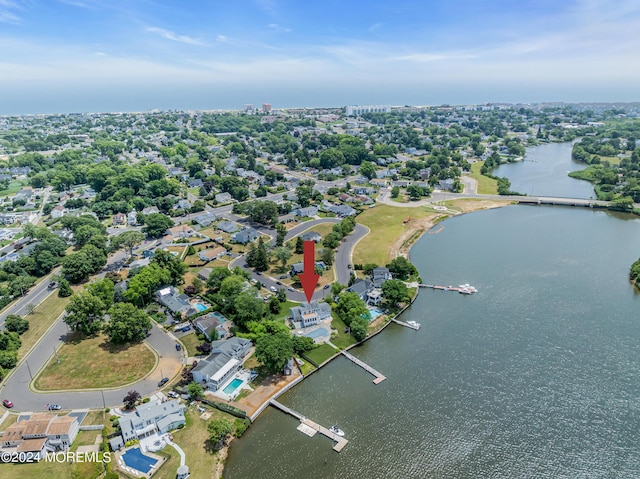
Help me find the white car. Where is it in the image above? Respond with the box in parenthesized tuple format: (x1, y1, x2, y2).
(270, 286, 277, 292)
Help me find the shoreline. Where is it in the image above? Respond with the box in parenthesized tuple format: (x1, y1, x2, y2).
(218, 198, 511, 478)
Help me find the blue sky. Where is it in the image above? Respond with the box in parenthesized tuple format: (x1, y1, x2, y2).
(1, 0, 639, 114)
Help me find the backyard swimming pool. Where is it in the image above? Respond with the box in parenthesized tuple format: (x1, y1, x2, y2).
(211, 311, 227, 322)
(194, 303, 208, 312)
(304, 327, 329, 340)
(122, 447, 158, 474)
(222, 378, 243, 395)
(367, 307, 384, 320)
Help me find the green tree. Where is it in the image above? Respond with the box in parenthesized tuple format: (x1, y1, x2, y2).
(273, 246, 292, 270)
(360, 161, 377, 180)
(151, 249, 187, 285)
(187, 381, 204, 399)
(64, 291, 106, 335)
(62, 252, 94, 284)
(275, 223, 287, 247)
(381, 279, 410, 308)
(335, 292, 369, 326)
(58, 278, 73, 297)
(88, 278, 115, 310)
(142, 213, 174, 238)
(349, 315, 369, 341)
(207, 418, 233, 451)
(206, 267, 232, 291)
(104, 303, 152, 343)
(255, 331, 293, 374)
(386, 256, 418, 280)
(294, 236, 304, 254)
(112, 231, 145, 258)
(4, 315, 29, 335)
(391, 186, 400, 198)
(233, 292, 265, 328)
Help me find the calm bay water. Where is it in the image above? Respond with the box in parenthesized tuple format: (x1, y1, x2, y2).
(225, 206, 640, 479)
(493, 140, 595, 199)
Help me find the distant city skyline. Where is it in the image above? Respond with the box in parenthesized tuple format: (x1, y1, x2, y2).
(1, 0, 639, 114)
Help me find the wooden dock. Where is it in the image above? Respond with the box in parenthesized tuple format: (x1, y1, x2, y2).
(341, 350, 386, 384)
(391, 318, 420, 330)
(269, 399, 349, 452)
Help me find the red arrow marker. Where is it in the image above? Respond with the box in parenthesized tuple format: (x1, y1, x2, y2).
(299, 240, 320, 304)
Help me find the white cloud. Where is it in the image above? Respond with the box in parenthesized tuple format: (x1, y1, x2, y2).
(0, 0, 24, 24)
(267, 23, 290, 33)
(145, 26, 208, 46)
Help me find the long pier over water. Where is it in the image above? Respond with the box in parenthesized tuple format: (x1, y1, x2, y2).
(341, 351, 386, 384)
(269, 399, 348, 452)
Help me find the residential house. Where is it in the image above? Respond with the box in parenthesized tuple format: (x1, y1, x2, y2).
(197, 268, 212, 281)
(391, 180, 410, 188)
(217, 221, 239, 233)
(327, 204, 356, 217)
(193, 211, 217, 228)
(156, 286, 196, 318)
(112, 212, 126, 225)
(289, 301, 332, 328)
(141, 206, 159, 215)
(197, 246, 227, 263)
(191, 337, 252, 391)
(295, 206, 318, 218)
(50, 205, 67, 219)
(173, 199, 191, 211)
(188, 178, 204, 188)
(231, 227, 260, 244)
(194, 312, 229, 340)
(278, 212, 296, 224)
(119, 399, 186, 442)
(127, 211, 138, 226)
(371, 267, 392, 287)
(344, 278, 375, 302)
(301, 231, 322, 243)
(0, 413, 79, 459)
(215, 192, 233, 203)
(166, 224, 197, 239)
(438, 178, 455, 191)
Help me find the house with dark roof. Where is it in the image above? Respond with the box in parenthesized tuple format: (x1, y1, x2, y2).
(193, 211, 217, 227)
(327, 204, 357, 217)
(194, 312, 229, 340)
(191, 337, 252, 391)
(344, 278, 375, 302)
(156, 286, 196, 318)
(371, 267, 392, 287)
(295, 206, 318, 218)
(231, 227, 260, 244)
(188, 178, 204, 188)
(217, 221, 239, 233)
(215, 192, 233, 203)
(301, 231, 322, 243)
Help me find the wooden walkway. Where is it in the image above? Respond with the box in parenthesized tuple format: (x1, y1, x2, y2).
(391, 318, 420, 330)
(341, 351, 386, 384)
(269, 399, 349, 452)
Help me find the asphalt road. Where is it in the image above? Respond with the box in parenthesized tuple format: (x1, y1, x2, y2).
(0, 267, 61, 328)
(0, 321, 182, 412)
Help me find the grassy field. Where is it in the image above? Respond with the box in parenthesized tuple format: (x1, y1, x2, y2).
(330, 313, 358, 350)
(17, 293, 71, 361)
(303, 343, 339, 365)
(0, 180, 26, 197)
(469, 161, 499, 195)
(352, 205, 437, 266)
(34, 332, 156, 390)
(273, 300, 299, 322)
(180, 331, 205, 357)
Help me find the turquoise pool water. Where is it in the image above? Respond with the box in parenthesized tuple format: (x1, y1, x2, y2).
(223, 378, 243, 395)
(122, 447, 158, 474)
(212, 311, 227, 323)
(367, 308, 383, 320)
(194, 303, 207, 312)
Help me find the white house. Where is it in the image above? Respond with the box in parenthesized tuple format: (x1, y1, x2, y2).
(289, 301, 332, 328)
(50, 205, 67, 218)
(119, 399, 186, 442)
(192, 337, 252, 391)
(0, 413, 79, 460)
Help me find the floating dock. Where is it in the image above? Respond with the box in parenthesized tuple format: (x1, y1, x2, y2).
(419, 284, 477, 294)
(391, 319, 420, 330)
(269, 399, 348, 452)
(341, 350, 386, 384)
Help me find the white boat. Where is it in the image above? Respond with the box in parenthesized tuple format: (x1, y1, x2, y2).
(406, 320, 421, 329)
(458, 284, 477, 294)
(329, 425, 345, 437)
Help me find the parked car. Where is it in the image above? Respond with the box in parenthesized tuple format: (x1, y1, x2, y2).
(158, 377, 169, 387)
(278, 274, 289, 279)
(288, 287, 295, 292)
(167, 391, 178, 398)
(276, 281, 282, 285)
(47, 282, 58, 289)
(270, 286, 277, 292)
(3, 399, 13, 408)
(324, 284, 330, 289)
(180, 325, 191, 332)
(46, 404, 61, 410)
(175, 343, 182, 351)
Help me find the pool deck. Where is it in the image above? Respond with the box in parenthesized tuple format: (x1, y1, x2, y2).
(341, 350, 386, 384)
(116, 445, 165, 478)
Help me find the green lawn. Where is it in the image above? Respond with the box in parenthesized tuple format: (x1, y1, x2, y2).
(274, 300, 300, 322)
(469, 161, 498, 195)
(330, 313, 358, 349)
(17, 293, 71, 361)
(302, 343, 339, 365)
(34, 332, 156, 390)
(0, 180, 26, 197)
(353, 205, 440, 266)
(180, 331, 206, 357)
